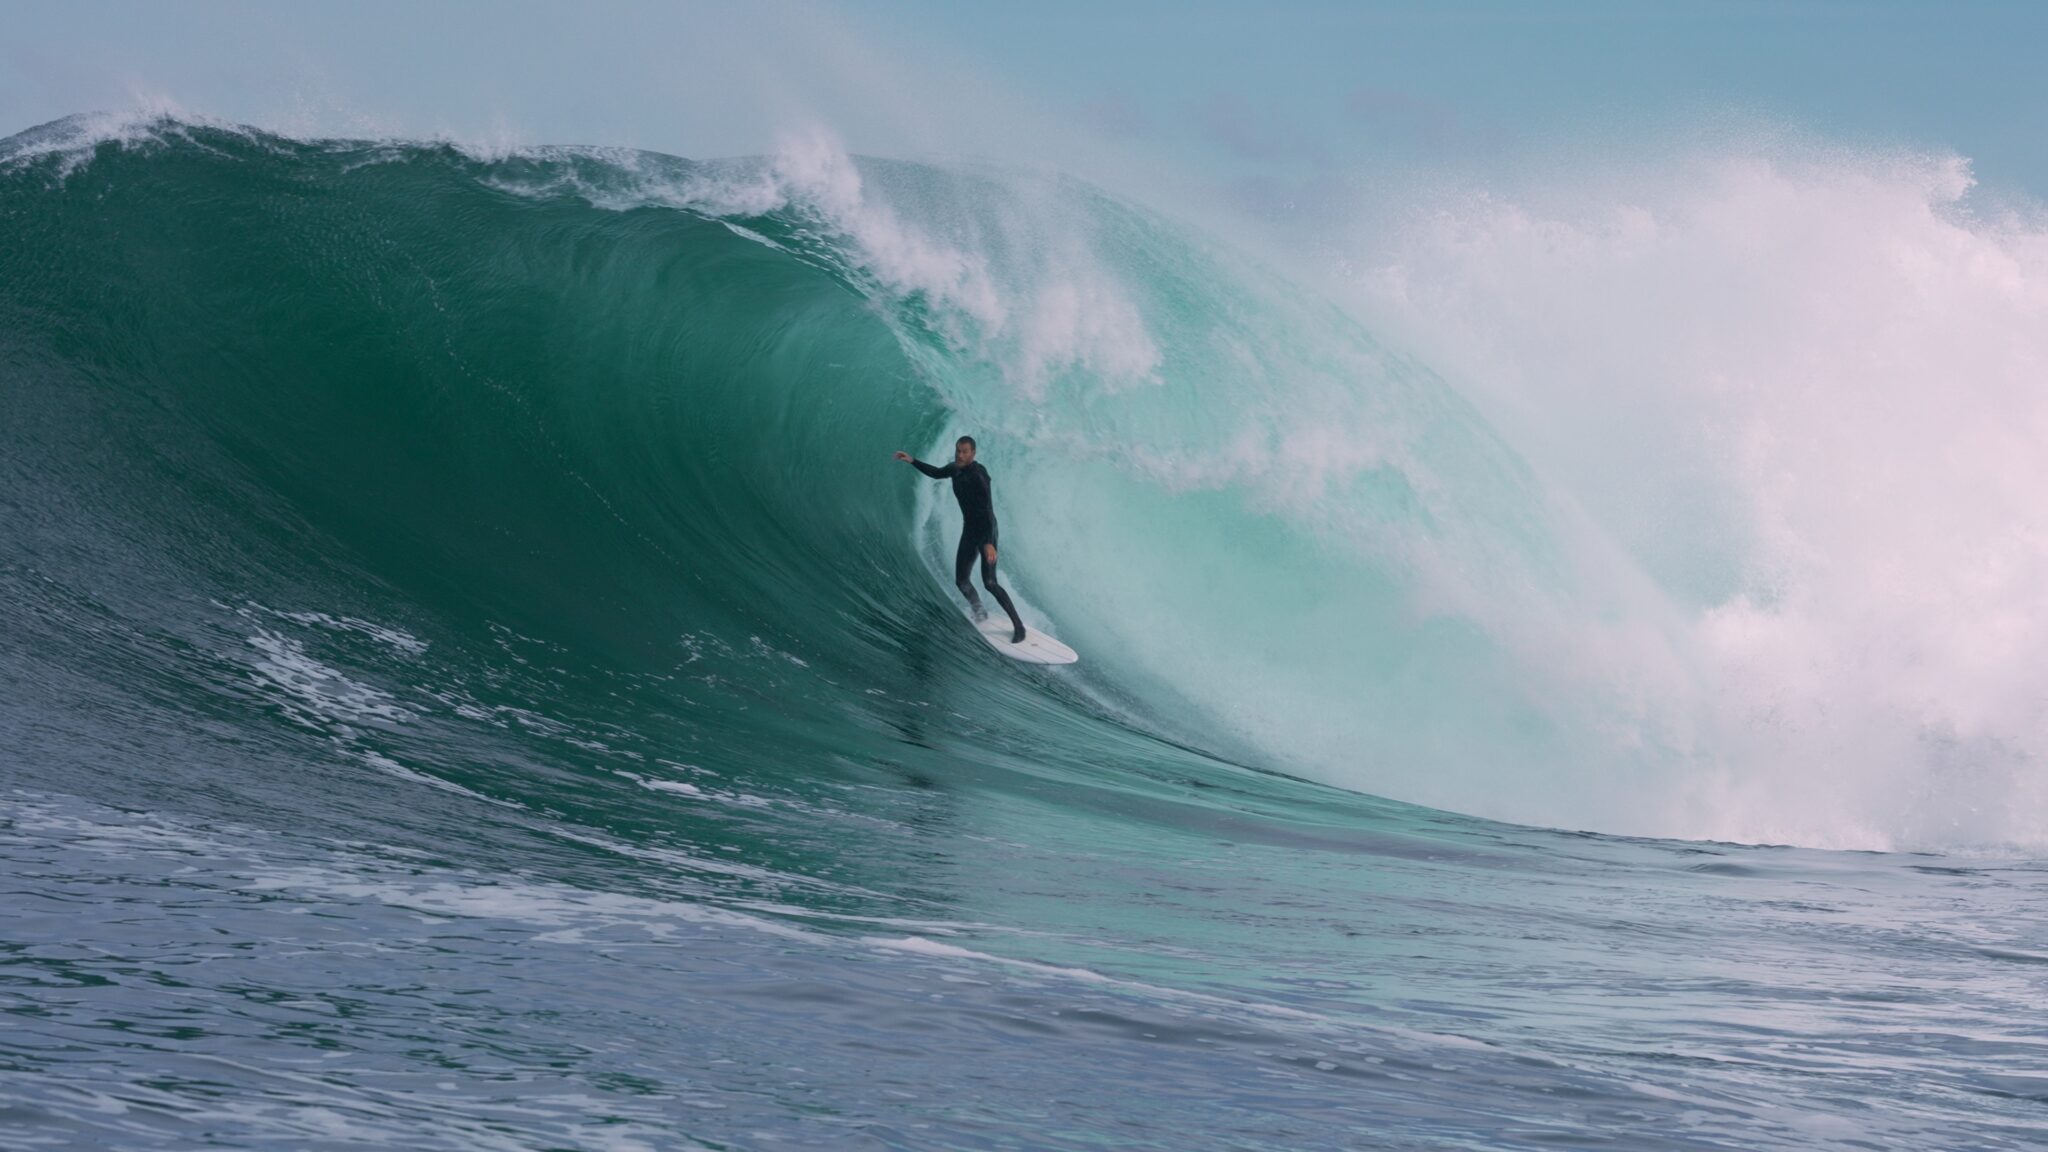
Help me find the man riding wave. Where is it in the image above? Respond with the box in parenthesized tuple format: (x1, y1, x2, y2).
(894, 436, 1027, 643)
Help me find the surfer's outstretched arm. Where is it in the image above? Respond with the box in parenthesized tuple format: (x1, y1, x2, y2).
(900, 454, 957, 480)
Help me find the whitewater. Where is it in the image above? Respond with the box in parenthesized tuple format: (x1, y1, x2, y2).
(4, 114, 2047, 1150)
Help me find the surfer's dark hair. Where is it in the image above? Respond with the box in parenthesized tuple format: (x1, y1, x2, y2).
(956, 436, 977, 450)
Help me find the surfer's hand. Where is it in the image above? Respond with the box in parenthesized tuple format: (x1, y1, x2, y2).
(893, 451, 910, 462)
(983, 543, 997, 565)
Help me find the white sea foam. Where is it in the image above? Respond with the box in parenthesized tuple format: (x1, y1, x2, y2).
(523, 128, 1165, 399)
(263, 608, 428, 656)
(246, 628, 413, 730)
(0, 100, 263, 178)
(1343, 141, 2048, 850)
(357, 750, 507, 806)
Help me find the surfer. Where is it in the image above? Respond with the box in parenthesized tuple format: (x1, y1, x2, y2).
(895, 437, 1027, 643)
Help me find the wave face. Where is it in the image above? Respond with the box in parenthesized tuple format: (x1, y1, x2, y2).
(5, 117, 2048, 1150)
(0, 116, 1651, 828)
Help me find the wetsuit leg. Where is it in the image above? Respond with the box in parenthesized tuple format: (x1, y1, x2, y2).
(954, 532, 986, 619)
(979, 539, 1026, 642)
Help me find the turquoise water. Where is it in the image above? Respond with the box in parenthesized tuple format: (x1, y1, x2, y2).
(4, 117, 2047, 1150)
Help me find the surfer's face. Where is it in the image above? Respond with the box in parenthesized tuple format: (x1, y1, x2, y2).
(954, 442, 975, 466)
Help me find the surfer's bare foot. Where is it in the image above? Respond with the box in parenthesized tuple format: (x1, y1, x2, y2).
(971, 604, 988, 623)
(1011, 625, 1026, 643)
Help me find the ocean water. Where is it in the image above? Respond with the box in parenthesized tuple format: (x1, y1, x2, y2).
(4, 115, 2047, 1150)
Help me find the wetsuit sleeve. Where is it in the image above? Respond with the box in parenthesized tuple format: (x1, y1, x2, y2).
(910, 458, 958, 480)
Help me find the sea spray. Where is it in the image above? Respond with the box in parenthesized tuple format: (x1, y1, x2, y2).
(1347, 143, 2048, 848)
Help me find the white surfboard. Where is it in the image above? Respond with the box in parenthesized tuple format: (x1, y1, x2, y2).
(972, 611, 1078, 665)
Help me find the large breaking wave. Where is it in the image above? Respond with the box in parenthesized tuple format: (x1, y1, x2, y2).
(3, 114, 2042, 850)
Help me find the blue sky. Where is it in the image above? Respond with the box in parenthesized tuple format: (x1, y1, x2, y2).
(5, 1, 2044, 204)
(914, 1, 2047, 180)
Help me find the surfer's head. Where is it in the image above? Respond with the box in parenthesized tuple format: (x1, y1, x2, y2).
(954, 436, 976, 466)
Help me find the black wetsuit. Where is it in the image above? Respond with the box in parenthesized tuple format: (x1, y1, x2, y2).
(911, 457, 1026, 641)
